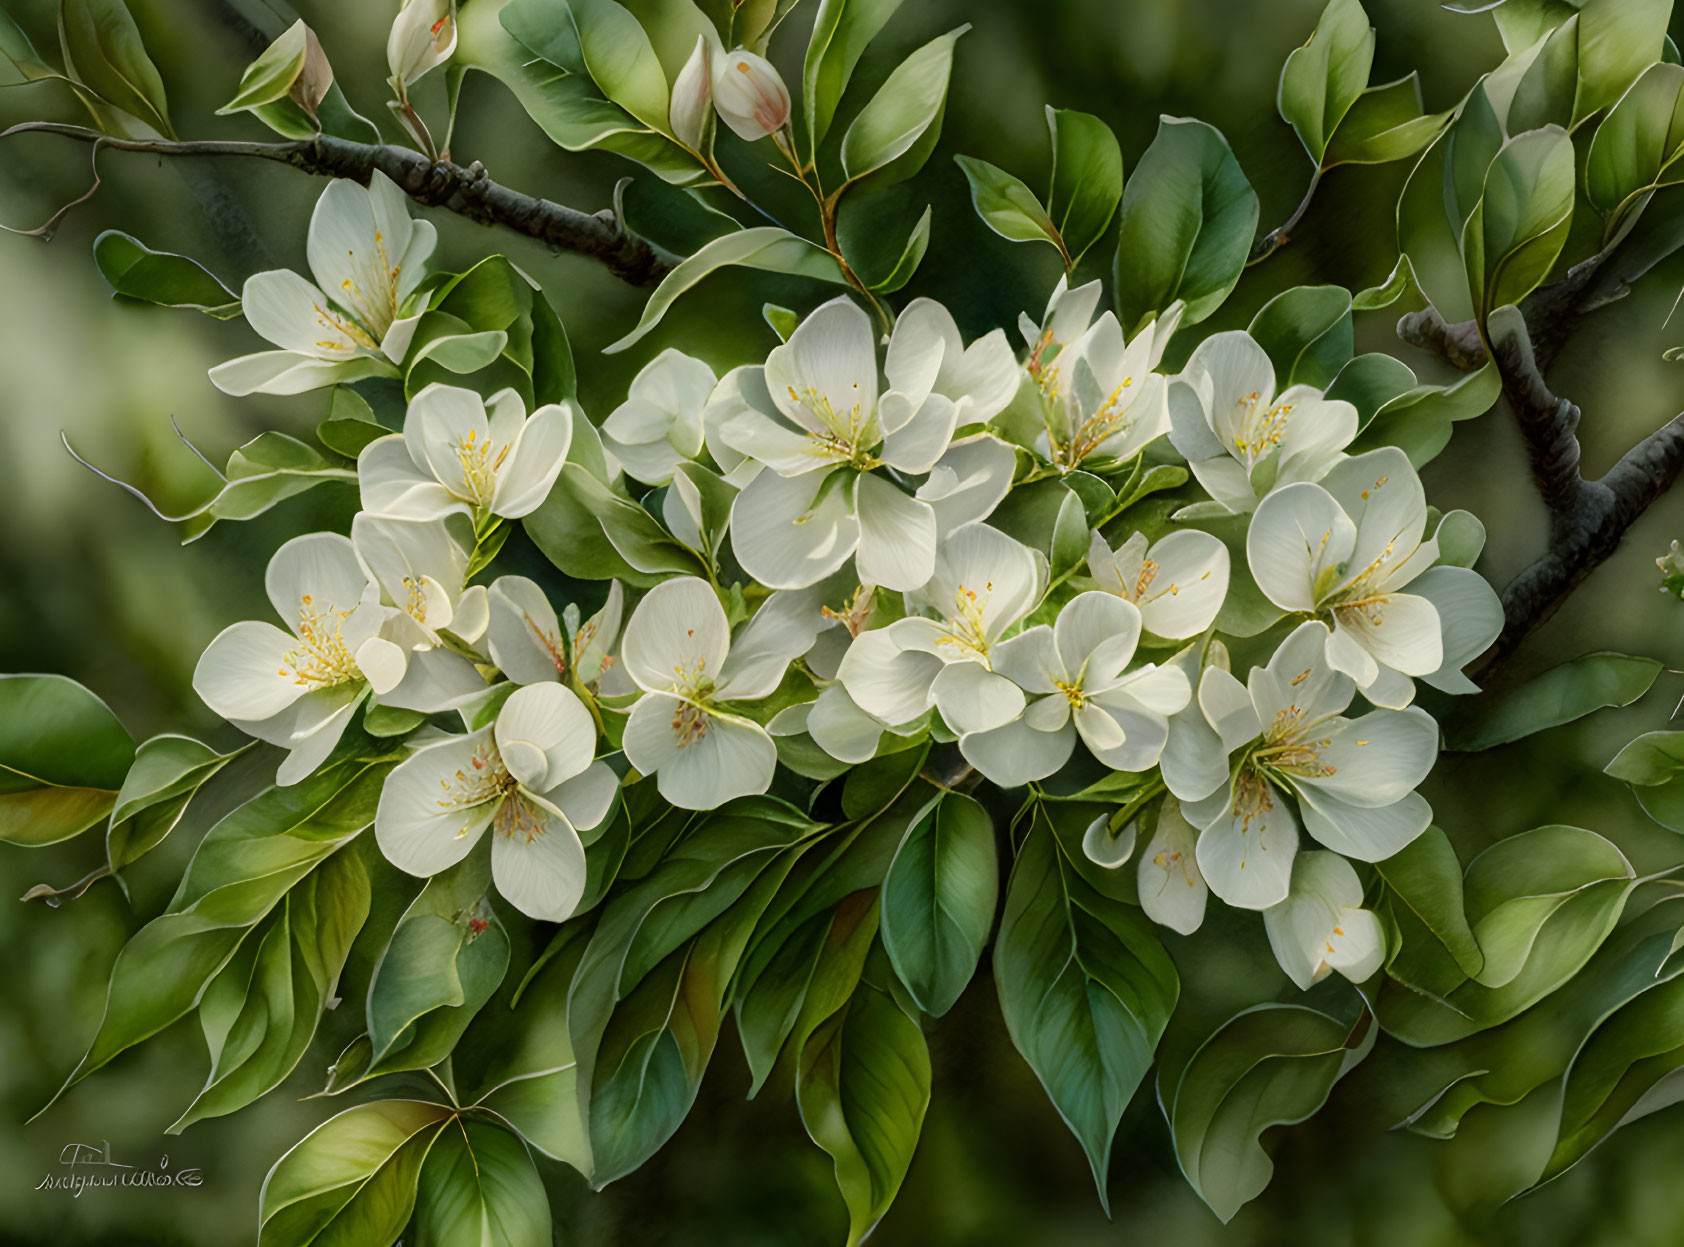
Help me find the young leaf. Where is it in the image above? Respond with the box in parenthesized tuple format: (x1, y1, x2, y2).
(258, 1099, 453, 1247)
(1247, 284, 1354, 389)
(58, 0, 174, 137)
(1046, 106, 1123, 264)
(106, 733, 244, 877)
(838, 26, 968, 187)
(1323, 74, 1449, 168)
(92, 231, 240, 317)
(0, 673, 133, 846)
(1277, 0, 1375, 165)
(1113, 116, 1258, 333)
(1444, 651, 1661, 751)
(1463, 125, 1576, 321)
(413, 1118, 551, 1247)
(603, 226, 849, 354)
(804, 0, 905, 152)
(880, 791, 998, 1017)
(1585, 62, 1684, 238)
(953, 154, 1063, 257)
(501, 0, 670, 132)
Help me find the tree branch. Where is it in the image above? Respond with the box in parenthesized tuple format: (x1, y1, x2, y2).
(1481, 307, 1684, 663)
(1, 121, 674, 287)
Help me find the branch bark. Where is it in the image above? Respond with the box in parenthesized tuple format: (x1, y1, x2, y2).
(1399, 248, 1683, 665)
(1, 121, 674, 287)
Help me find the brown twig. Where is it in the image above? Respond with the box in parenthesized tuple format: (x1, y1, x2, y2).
(1, 121, 675, 287)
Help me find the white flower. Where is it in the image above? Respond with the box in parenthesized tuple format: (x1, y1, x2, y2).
(619, 578, 813, 809)
(669, 36, 713, 151)
(1018, 275, 1104, 374)
(1264, 851, 1385, 990)
(210, 173, 435, 396)
(958, 592, 1190, 787)
(601, 349, 717, 485)
(721, 297, 1018, 591)
(1158, 640, 1232, 805)
(1087, 528, 1229, 638)
(1137, 796, 1208, 935)
(486, 576, 624, 691)
(711, 48, 790, 142)
(1168, 330, 1357, 517)
(352, 513, 484, 653)
(374, 683, 617, 922)
(1031, 305, 1182, 473)
(1180, 621, 1438, 909)
(358, 383, 572, 523)
(838, 523, 1046, 735)
(1247, 446, 1503, 709)
(193, 533, 477, 784)
(387, 0, 456, 92)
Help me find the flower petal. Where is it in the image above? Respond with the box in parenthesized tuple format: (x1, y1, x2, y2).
(1296, 706, 1438, 808)
(374, 729, 498, 876)
(1412, 565, 1504, 695)
(266, 532, 370, 631)
(490, 806, 588, 921)
(765, 297, 879, 437)
(194, 620, 312, 722)
(837, 628, 942, 725)
(917, 435, 1017, 535)
(1194, 775, 1299, 910)
(492, 402, 573, 518)
(930, 661, 1025, 734)
(1299, 787, 1432, 862)
(620, 577, 732, 694)
(623, 696, 776, 810)
(1138, 797, 1207, 935)
(959, 716, 1075, 787)
(486, 576, 566, 685)
(1138, 530, 1230, 639)
(1247, 482, 1357, 612)
(495, 683, 596, 789)
(544, 758, 620, 833)
(729, 466, 861, 590)
(854, 474, 938, 592)
(358, 435, 464, 521)
(208, 349, 389, 396)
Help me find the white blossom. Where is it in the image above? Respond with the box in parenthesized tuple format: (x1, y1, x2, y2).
(1264, 851, 1385, 990)
(1087, 528, 1229, 638)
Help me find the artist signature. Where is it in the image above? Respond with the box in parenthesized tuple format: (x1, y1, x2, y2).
(35, 1141, 204, 1197)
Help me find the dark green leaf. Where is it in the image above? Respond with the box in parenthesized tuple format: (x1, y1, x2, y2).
(1445, 651, 1661, 751)
(0, 673, 133, 846)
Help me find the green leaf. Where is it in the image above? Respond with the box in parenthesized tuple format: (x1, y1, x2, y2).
(58, 0, 174, 137)
(217, 18, 309, 114)
(0, 673, 133, 846)
(316, 387, 391, 461)
(880, 791, 998, 1017)
(1376, 824, 1484, 997)
(457, 0, 700, 186)
(1445, 651, 1661, 751)
(171, 846, 369, 1132)
(413, 1119, 550, 1247)
(258, 1099, 452, 1247)
(1566, 0, 1671, 126)
(1113, 116, 1259, 332)
(363, 853, 508, 1077)
(603, 226, 850, 354)
(502, 0, 669, 131)
(0, 7, 54, 82)
(92, 231, 240, 317)
(1046, 106, 1123, 265)
(954, 155, 1063, 258)
(106, 733, 243, 877)
(1324, 74, 1450, 167)
(1350, 253, 1414, 309)
(1463, 125, 1576, 322)
(55, 759, 391, 1100)
(1585, 62, 1684, 240)
(994, 814, 1178, 1210)
(838, 26, 968, 187)
(1247, 284, 1354, 389)
(797, 979, 931, 1247)
(1277, 0, 1376, 165)
(1164, 1004, 1368, 1223)
(1378, 825, 1637, 1045)
(867, 204, 931, 293)
(180, 433, 358, 542)
(804, 0, 904, 152)
(1606, 730, 1684, 784)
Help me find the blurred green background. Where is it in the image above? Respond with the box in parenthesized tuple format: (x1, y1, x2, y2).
(6, 0, 1684, 1242)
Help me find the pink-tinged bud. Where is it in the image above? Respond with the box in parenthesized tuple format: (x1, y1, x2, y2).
(294, 25, 333, 117)
(669, 35, 712, 151)
(711, 48, 790, 142)
(387, 0, 456, 91)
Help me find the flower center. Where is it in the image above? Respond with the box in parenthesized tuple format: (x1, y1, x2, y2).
(278, 594, 362, 689)
(822, 584, 875, 637)
(523, 609, 568, 679)
(1051, 376, 1136, 469)
(1251, 701, 1337, 780)
(1231, 390, 1294, 466)
(436, 741, 515, 816)
(671, 699, 711, 748)
(493, 790, 548, 842)
(938, 581, 994, 659)
(453, 427, 511, 504)
(787, 384, 879, 469)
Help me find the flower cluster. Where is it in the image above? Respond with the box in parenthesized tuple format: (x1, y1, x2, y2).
(193, 178, 1503, 988)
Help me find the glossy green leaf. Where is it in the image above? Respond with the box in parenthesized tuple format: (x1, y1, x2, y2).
(0, 673, 133, 846)
(603, 227, 849, 354)
(503, 0, 668, 131)
(258, 1099, 452, 1247)
(216, 19, 314, 118)
(1445, 651, 1661, 751)
(797, 979, 931, 1247)
(107, 733, 243, 876)
(868, 205, 932, 293)
(1324, 73, 1450, 167)
(954, 155, 1062, 255)
(316, 387, 390, 460)
(93, 231, 240, 317)
(803, 0, 905, 152)
(1277, 0, 1375, 164)
(1247, 284, 1354, 389)
(1114, 116, 1258, 332)
(413, 1119, 550, 1247)
(880, 791, 998, 1017)
(839, 26, 967, 186)
(178, 433, 358, 543)
(172, 847, 369, 1132)
(1463, 125, 1576, 321)
(1164, 1004, 1369, 1223)
(1377, 824, 1484, 998)
(1565, 0, 1671, 125)
(1046, 106, 1123, 263)
(1585, 62, 1684, 239)
(994, 815, 1178, 1209)
(58, 0, 174, 137)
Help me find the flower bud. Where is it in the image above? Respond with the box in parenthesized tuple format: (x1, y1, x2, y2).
(669, 35, 712, 151)
(711, 48, 790, 142)
(294, 25, 333, 117)
(387, 0, 457, 92)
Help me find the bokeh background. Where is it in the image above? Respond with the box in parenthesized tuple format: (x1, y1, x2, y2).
(5, 0, 1684, 1242)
